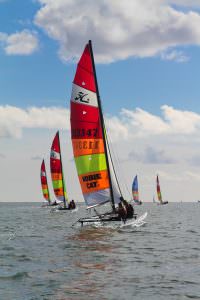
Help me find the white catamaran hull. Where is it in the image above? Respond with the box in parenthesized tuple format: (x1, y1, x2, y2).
(119, 212, 147, 228)
(77, 212, 147, 228)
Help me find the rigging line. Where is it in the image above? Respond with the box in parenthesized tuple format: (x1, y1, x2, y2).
(104, 125, 123, 197)
(104, 119, 132, 199)
(105, 124, 126, 195)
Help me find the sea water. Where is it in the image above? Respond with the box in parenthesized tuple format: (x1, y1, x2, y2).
(0, 202, 199, 300)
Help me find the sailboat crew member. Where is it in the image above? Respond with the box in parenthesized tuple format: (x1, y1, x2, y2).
(120, 197, 134, 219)
(69, 200, 76, 209)
(117, 202, 127, 223)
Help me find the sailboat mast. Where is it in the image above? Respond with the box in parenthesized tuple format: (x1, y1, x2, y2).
(88, 40, 116, 212)
(57, 131, 67, 208)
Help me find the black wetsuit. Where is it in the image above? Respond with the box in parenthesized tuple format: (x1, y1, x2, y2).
(117, 207, 127, 222)
(127, 204, 134, 218)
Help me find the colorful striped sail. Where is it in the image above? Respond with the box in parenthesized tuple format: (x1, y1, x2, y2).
(156, 175, 163, 204)
(70, 41, 114, 209)
(50, 131, 68, 207)
(132, 175, 140, 204)
(40, 159, 51, 204)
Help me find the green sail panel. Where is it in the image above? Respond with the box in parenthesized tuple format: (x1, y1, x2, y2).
(75, 153, 107, 175)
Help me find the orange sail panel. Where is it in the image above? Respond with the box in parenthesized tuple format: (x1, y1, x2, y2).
(40, 159, 50, 203)
(70, 43, 111, 208)
(50, 132, 68, 204)
(156, 175, 163, 203)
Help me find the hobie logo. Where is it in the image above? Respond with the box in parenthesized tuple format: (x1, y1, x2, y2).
(75, 91, 90, 103)
(50, 150, 60, 160)
(71, 84, 98, 108)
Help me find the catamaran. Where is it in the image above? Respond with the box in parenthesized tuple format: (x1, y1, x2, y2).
(156, 175, 168, 205)
(50, 131, 73, 210)
(40, 159, 52, 206)
(70, 40, 147, 226)
(132, 175, 142, 205)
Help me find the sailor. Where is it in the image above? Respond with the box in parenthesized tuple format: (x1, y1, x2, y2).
(117, 202, 127, 223)
(68, 201, 72, 209)
(127, 202, 134, 218)
(120, 197, 134, 219)
(71, 199, 76, 209)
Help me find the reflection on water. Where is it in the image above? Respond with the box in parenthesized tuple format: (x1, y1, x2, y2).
(57, 227, 118, 300)
(70, 226, 115, 241)
(1, 203, 200, 300)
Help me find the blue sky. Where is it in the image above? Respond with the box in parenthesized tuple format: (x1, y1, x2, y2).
(1, 36, 200, 114)
(1, 0, 200, 114)
(1, 0, 200, 203)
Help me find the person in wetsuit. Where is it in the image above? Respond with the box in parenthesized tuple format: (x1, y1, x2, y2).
(70, 199, 76, 209)
(68, 200, 76, 209)
(120, 197, 134, 219)
(117, 202, 127, 223)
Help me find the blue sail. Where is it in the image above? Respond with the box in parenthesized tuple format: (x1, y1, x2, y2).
(132, 175, 142, 205)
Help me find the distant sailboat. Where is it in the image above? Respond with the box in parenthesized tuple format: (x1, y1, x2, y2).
(132, 175, 142, 205)
(156, 175, 168, 205)
(153, 195, 156, 203)
(50, 131, 71, 210)
(70, 40, 147, 226)
(40, 159, 51, 206)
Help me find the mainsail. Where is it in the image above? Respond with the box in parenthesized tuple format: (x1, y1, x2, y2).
(132, 175, 140, 204)
(70, 40, 117, 210)
(40, 159, 51, 204)
(50, 131, 68, 208)
(156, 175, 163, 204)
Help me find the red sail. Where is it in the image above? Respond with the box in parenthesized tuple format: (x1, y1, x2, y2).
(40, 159, 50, 202)
(50, 131, 67, 203)
(70, 42, 112, 208)
(73, 44, 96, 92)
(156, 175, 162, 203)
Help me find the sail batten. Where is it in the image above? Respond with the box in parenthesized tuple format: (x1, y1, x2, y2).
(40, 160, 50, 204)
(50, 131, 68, 207)
(70, 41, 116, 209)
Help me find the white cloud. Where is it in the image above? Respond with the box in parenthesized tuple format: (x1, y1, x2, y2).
(105, 105, 200, 139)
(1, 104, 200, 202)
(34, 0, 200, 63)
(0, 30, 39, 55)
(120, 107, 170, 136)
(0, 106, 69, 138)
(1, 104, 200, 140)
(161, 49, 189, 62)
(162, 105, 200, 134)
(128, 146, 175, 164)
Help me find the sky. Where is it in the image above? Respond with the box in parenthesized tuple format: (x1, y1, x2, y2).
(1, 0, 200, 203)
